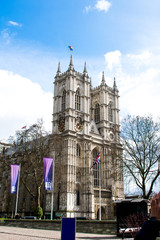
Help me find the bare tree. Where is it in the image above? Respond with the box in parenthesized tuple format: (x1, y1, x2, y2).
(10, 119, 50, 209)
(121, 115, 160, 199)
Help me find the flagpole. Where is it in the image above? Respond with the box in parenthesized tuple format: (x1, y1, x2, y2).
(15, 164, 21, 217)
(51, 152, 55, 220)
(99, 161, 101, 221)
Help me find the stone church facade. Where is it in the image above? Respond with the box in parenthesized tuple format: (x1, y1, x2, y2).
(47, 55, 124, 219)
(0, 56, 124, 220)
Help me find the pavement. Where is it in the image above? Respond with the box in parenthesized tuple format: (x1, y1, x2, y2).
(0, 226, 134, 240)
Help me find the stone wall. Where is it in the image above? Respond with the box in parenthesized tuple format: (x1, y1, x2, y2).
(1, 219, 117, 235)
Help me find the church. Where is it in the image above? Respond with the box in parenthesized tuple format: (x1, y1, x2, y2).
(47, 55, 124, 220)
(0, 55, 124, 220)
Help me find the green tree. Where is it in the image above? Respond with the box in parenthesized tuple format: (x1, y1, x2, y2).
(121, 115, 160, 199)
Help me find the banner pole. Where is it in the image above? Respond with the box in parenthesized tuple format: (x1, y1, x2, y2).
(51, 152, 55, 220)
(99, 161, 101, 221)
(15, 164, 21, 217)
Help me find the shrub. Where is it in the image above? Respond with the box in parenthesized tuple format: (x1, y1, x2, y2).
(35, 206, 43, 219)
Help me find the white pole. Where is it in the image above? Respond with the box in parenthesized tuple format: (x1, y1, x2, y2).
(99, 161, 101, 221)
(51, 152, 55, 220)
(15, 164, 21, 217)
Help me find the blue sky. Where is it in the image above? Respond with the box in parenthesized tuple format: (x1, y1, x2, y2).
(0, 0, 160, 142)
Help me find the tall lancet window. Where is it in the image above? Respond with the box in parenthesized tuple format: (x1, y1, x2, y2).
(108, 102, 113, 122)
(76, 190, 80, 205)
(94, 103, 100, 123)
(93, 149, 100, 187)
(76, 144, 81, 157)
(75, 89, 81, 111)
(62, 90, 66, 111)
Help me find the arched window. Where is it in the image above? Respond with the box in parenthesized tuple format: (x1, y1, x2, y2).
(108, 102, 113, 122)
(62, 90, 66, 111)
(94, 103, 100, 123)
(76, 171, 81, 182)
(93, 149, 100, 187)
(57, 191, 60, 210)
(76, 144, 81, 157)
(76, 190, 80, 205)
(75, 89, 81, 111)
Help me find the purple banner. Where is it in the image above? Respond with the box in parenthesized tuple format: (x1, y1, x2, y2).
(11, 165, 20, 193)
(43, 157, 53, 190)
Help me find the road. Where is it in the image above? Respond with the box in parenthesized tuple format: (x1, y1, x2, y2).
(0, 226, 134, 240)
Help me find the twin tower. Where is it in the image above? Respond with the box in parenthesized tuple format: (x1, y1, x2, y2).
(49, 55, 124, 219)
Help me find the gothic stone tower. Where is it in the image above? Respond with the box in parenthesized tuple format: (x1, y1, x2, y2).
(50, 56, 124, 220)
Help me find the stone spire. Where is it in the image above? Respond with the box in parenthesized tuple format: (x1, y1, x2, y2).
(101, 71, 106, 86)
(84, 62, 87, 73)
(68, 55, 74, 71)
(83, 62, 88, 76)
(113, 77, 118, 91)
(56, 62, 61, 76)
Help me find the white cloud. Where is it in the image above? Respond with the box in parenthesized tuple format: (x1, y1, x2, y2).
(1, 28, 17, 45)
(8, 21, 22, 27)
(1, 29, 11, 44)
(104, 50, 121, 71)
(84, 5, 92, 13)
(0, 21, 22, 45)
(102, 49, 160, 119)
(127, 50, 152, 67)
(0, 70, 52, 141)
(119, 68, 160, 117)
(84, 0, 111, 13)
(95, 0, 111, 13)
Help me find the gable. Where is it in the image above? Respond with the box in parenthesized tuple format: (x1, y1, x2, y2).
(89, 120, 100, 135)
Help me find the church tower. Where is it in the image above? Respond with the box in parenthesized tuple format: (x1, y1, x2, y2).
(51, 56, 124, 219)
(53, 55, 91, 135)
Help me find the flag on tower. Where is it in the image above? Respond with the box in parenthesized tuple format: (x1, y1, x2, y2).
(68, 45, 73, 51)
(91, 152, 101, 168)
